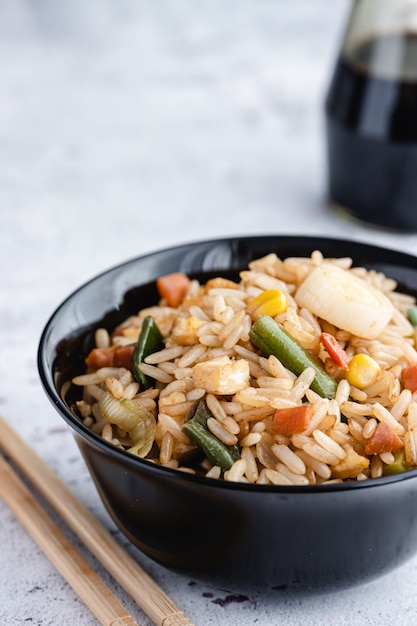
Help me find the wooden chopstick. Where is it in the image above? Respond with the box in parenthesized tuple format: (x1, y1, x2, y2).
(0, 415, 194, 626)
(0, 455, 139, 626)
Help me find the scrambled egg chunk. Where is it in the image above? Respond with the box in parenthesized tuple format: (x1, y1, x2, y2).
(192, 356, 250, 395)
(331, 447, 370, 480)
(170, 316, 205, 346)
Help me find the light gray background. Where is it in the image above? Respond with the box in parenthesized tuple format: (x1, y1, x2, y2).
(2, 1, 417, 624)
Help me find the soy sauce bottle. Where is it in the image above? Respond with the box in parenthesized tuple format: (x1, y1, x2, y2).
(325, 0, 417, 230)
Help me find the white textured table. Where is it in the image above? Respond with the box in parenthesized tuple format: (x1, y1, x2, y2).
(2, 1, 417, 624)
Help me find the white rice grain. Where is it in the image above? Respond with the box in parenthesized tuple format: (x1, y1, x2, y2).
(218, 310, 246, 348)
(275, 463, 310, 485)
(296, 449, 332, 480)
(206, 393, 227, 421)
(95, 328, 110, 349)
(390, 389, 413, 420)
(105, 376, 124, 399)
(302, 399, 329, 436)
(240, 432, 262, 447)
(159, 431, 174, 464)
(225, 459, 247, 482)
(335, 379, 350, 404)
(271, 443, 306, 475)
(241, 446, 259, 483)
(85, 384, 105, 401)
(312, 430, 346, 460)
(233, 344, 261, 363)
(251, 421, 266, 434)
(348, 418, 367, 445)
(137, 363, 174, 384)
(256, 376, 294, 390)
(372, 402, 405, 435)
(177, 344, 207, 368)
(102, 423, 113, 442)
(158, 362, 178, 375)
(173, 367, 194, 380)
(188, 305, 211, 322)
(362, 417, 378, 439)
(73, 369, 119, 386)
(205, 466, 222, 480)
(380, 451, 395, 465)
(186, 387, 206, 402)
(144, 346, 184, 364)
(264, 468, 293, 485)
(405, 431, 417, 467)
(159, 380, 186, 398)
(267, 354, 296, 380)
(302, 441, 341, 466)
(370, 455, 384, 478)
(289, 367, 316, 402)
(207, 418, 238, 445)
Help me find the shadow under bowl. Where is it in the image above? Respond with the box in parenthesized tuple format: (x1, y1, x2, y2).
(38, 235, 417, 592)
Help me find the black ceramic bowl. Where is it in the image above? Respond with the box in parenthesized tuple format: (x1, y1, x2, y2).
(38, 235, 417, 592)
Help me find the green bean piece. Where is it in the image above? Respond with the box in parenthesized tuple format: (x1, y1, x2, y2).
(182, 399, 240, 471)
(133, 315, 164, 389)
(249, 315, 338, 399)
(407, 306, 417, 327)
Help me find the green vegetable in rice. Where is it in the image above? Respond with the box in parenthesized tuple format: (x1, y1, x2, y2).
(407, 306, 417, 327)
(182, 399, 240, 471)
(98, 391, 156, 457)
(382, 449, 410, 476)
(249, 315, 338, 400)
(133, 315, 164, 389)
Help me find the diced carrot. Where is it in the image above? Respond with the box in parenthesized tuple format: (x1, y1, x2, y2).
(364, 421, 404, 456)
(85, 347, 115, 369)
(320, 332, 349, 370)
(113, 344, 135, 369)
(272, 404, 314, 436)
(156, 272, 191, 308)
(402, 363, 417, 393)
(85, 344, 135, 370)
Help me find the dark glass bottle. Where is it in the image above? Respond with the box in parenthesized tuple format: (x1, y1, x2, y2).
(325, 0, 417, 230)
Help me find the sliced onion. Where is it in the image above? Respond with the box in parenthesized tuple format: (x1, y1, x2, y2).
(294, 264, 394, 340)
(98, 391, 156, 458)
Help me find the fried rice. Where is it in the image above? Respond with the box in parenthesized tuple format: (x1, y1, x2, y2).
(69, 250, 417, 485)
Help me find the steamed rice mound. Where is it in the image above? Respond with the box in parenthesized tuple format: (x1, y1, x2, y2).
(70, 251, 417, 485)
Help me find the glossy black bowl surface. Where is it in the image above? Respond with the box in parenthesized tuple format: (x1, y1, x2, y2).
(38, 235, 417, 591)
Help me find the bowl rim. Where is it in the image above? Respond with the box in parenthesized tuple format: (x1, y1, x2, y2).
(38, 234, 417, 493)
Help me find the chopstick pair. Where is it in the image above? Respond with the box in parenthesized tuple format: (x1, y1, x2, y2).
(0, 455, 138, 626)
(0, 415, 194, 626)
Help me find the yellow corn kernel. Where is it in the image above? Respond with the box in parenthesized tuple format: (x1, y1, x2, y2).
(246, 289, 288, 320)
(346, 354, 380, 389)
